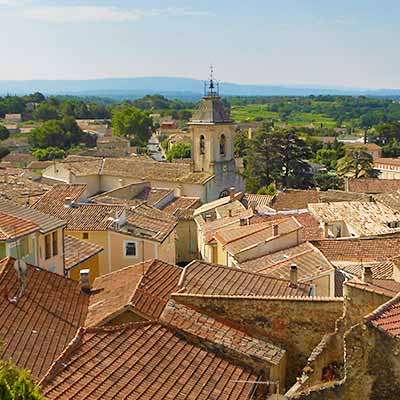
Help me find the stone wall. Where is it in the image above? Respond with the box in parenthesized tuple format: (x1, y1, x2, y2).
(343, 283, 392, 330)
(172, 294, 343, 387)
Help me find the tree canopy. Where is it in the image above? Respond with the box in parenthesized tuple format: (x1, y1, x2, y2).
(0, 125, 10, 141)
(112, 106, 153, 146)
(0, 360, 44, 399)
(166, 142, 191, 161)
(336, 148, 378, 179)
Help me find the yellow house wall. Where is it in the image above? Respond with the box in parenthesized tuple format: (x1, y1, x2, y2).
(158, 230, 176, 265)
(67, 230, 110, 276)
(68, 254, 100, 283)
(310, 274, 332, 297)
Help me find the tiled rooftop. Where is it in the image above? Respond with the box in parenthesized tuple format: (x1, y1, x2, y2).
(0, 257, 89, 379)
(366, 293, 400, 337)
(346, 278, 400, 298)
(42, 322, 258, 400)
(126, 203, 177, 242)
(161, 299, 286, 366)
(337, 261, 394, 280)
(374, 157, 400, 167)
(240, 242, 334, 282)
(348, 178, 400, 194)
(244, 193, 274, 209)
(161, 196, 201, 220)
(271, 189, 370, 211)
(309, 201, 400, 237)
(0, 175, 50, 206)
(56, 157, 213, 185)
(182, 260, 311, 297)
(216, 217, 301, 257)
(250, 212, 324, 241)
(64, 235, 103, 271)
(374, 191, 400, 212)
(85, 259, 182, 327)
(0, 211, 39, 241)
(0, 198, 65, 234)
(312, 237, 400, 263)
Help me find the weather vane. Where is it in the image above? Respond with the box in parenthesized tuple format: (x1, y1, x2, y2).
(205, 64, 219, 96)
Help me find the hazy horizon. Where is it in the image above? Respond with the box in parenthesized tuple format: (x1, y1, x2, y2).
(1, 0, 400, 89)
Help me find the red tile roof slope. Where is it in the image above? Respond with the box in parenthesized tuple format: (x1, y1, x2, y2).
(240, 242, 334, 282)
(272, 190, 320, 211)
(366, 293, 400, 337)
(312, 238, 400, 262)
(346, 278, 400, 298)
(250, 212, 324, 240)
(42, 322, 259, 400)
(0, 211, 38, 241)
(338, 261, 394, 280)
(85, 260, 182, 327)
(0, 257, 89, 379)
(64, 235, 103, 271)
(161, 299, 285, 366)
(182, 260, 310, 297)
(348, 178, 400, 194)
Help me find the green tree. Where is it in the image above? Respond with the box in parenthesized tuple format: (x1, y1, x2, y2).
(257, 182, 277, 196)
(29, 117, 84, 150)
(112, 106, 153, 146)
(0, 147, 9, 159)
(166, 142, 191, 161)
(314, 173, 342, 191)
(244, 126, 312, 192)
(315, 148, 339, 170)
(0, 360, 44, 399)
(336, 148, 378, 179)
(32, 103, 60, 121)
(34, 147, 66, 161)
(234, 132, 250, 158)
(0, 125, 10, 141)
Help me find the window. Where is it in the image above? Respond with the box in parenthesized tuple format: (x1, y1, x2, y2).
(82, 232, 89, 240)
(52, 232, 58, 256)
(220, 134, 226, 156)
(45, 234, 51, 260)
(200, 135, 205, 155)
(125, 241, 137, 257)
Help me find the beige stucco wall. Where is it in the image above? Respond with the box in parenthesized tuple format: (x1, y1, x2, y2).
(175, 220, 197, 264)
(37, 228, 65, 275)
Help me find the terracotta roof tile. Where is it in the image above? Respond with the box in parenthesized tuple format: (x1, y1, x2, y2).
(85, 260, 182, 327)
(348, 178, 400, 194)
(375, 157, 400, 167)
(366, 293, 400, 337)
(161, 196, 201, 215)
(217, 217, 301, 257)
(0, 257, 89, 379)
(312, 238, 400, 263)
(374, 191, 400, 212)
(42, 322, 258, 400)
(0, 211, 39, 241)
(250, 212, 324, 241)
(182, 260, 311, 297)
(337, 261, 394, 280)
(64, 235, 103, 271)
(126, 203, 177, 242)
(244, 193, 274, 208)
(240, 242, 334, 282)
(0, 198, 65, 233)
(346, 278, 400, 298)
(160, 299, 286, 366)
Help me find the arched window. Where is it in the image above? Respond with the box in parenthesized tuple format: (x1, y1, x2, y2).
(200, 135, 205, 155)
(220, 134, 226, 156)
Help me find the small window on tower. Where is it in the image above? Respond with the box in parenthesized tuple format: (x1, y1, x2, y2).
(220, 134, 226, 156)
(200, 135, 205, 155)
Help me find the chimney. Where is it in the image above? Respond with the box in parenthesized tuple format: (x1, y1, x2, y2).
(240, 217, 247, 226)
(290, 264, 298, 287)
(229, 187, 236, 202)
(249, 200, 257, 214)
(273, 223, 279, 236)
(79, 269, 91, 294)
(362, 266, 373, 284)
(228, 209, 232, 217)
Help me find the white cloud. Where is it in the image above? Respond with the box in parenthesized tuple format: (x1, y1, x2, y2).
(13, 5, 213, 23)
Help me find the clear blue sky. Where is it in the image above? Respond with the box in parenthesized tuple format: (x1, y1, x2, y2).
(1, 0, 399, 88)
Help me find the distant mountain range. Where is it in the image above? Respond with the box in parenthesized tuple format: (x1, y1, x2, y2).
(1, 77, 400, 100)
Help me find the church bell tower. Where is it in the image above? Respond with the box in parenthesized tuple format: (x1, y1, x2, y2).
(189, 67, 236, 175)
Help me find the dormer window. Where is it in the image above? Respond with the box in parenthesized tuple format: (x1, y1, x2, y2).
(220, 134, 226, 156)
(200, 135, 205, 155)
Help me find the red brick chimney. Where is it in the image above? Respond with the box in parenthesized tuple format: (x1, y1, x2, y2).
(362, 266, 373, 284)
